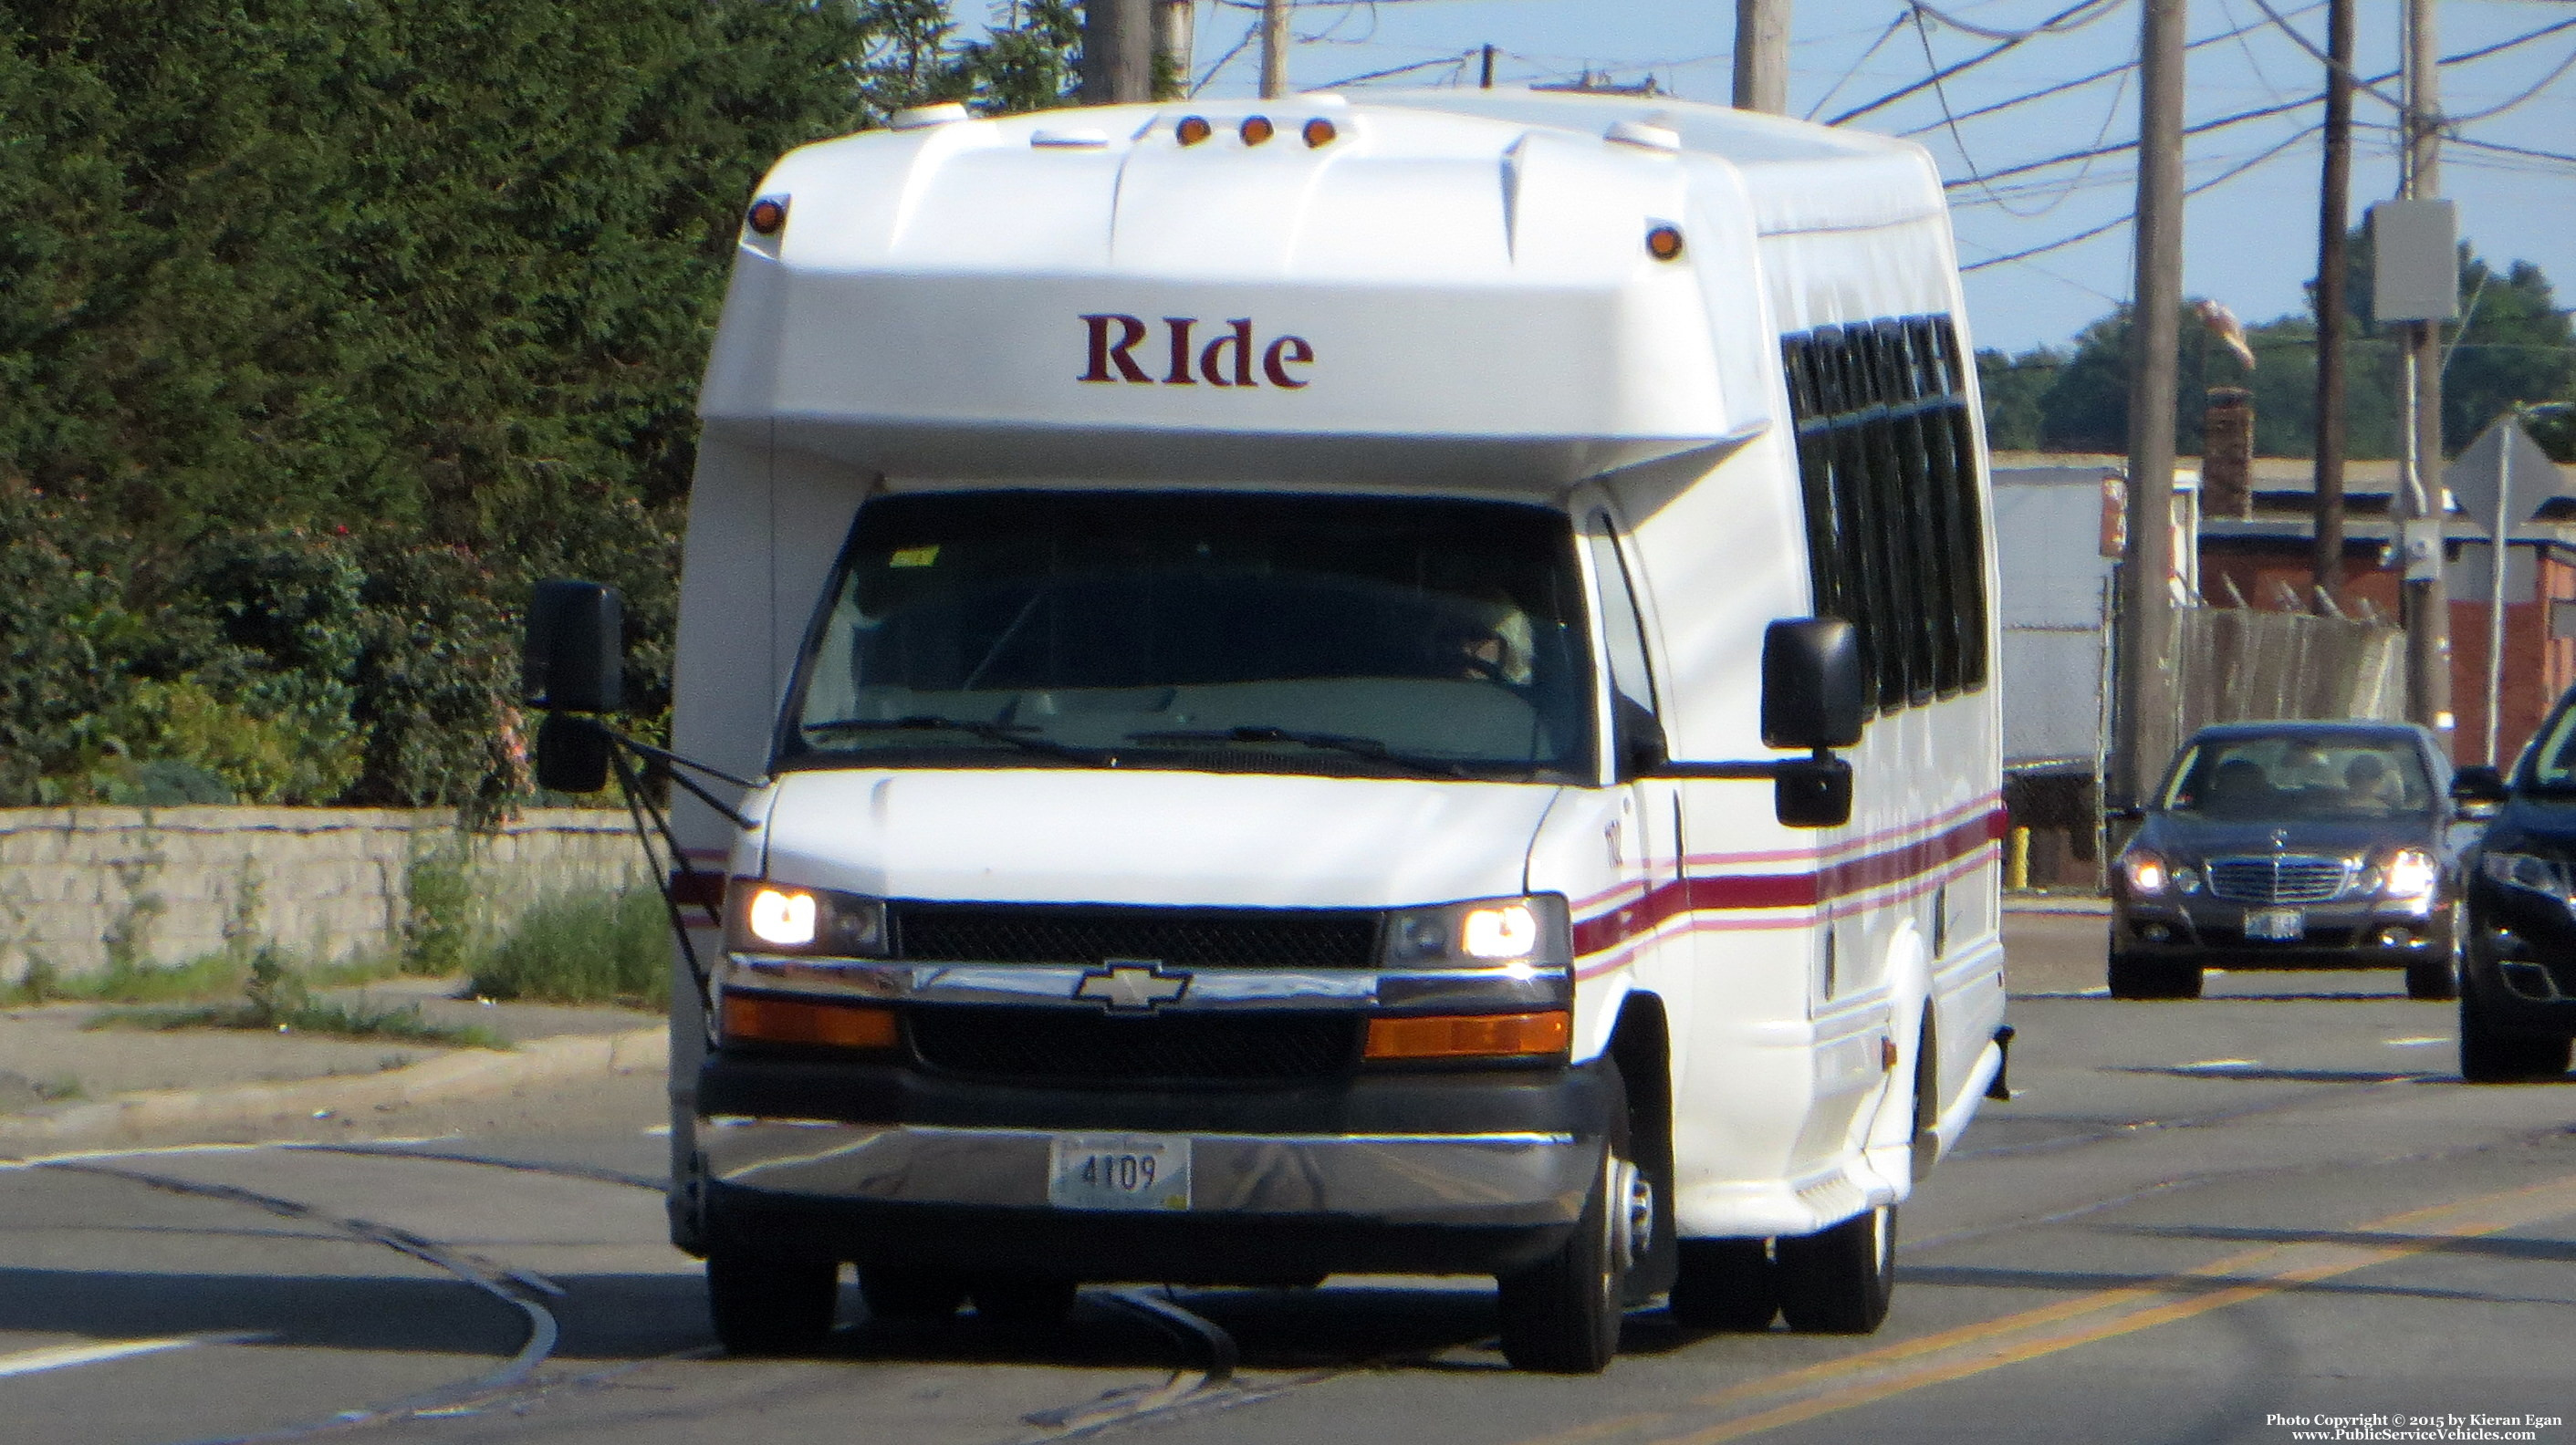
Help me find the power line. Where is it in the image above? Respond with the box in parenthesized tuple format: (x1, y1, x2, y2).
(1911, 0, 2127, 45)
(1894, 1, 2318, 138)
(1825, 0, 2114, 126)
(1960, 121, 2320, 272)
(1803, 14, 1910, 122)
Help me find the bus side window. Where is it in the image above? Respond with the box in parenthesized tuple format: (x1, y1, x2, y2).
(1878, 318, 1944, 705)
(1784, 338, 1851, 639)
(1586, 518, 1663, 776)
(1854, 327, 1924, 707)
(1928, 317, 1990, 690)
(1815, 329, 1894, 713)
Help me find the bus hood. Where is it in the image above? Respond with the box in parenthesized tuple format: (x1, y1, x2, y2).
(756, 768, 1561, 909)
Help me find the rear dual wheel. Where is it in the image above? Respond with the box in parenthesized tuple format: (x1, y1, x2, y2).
(1666, 1206, 1898, 1336)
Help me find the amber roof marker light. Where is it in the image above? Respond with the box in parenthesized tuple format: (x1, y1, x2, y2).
(1240, 115, 1276, 146)
(1302, 117, 1338, 148)
(1175, 115, 1213, 146)
(1645, 224, 1684, 261)
(746, 196, 788, 235)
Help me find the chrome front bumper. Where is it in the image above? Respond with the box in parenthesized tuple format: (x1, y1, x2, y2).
(700, 1118, 1594, 1226)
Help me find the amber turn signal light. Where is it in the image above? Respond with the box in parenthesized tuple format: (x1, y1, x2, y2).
(1364, 1011, 1571, 1061)
(1240, 115, 1275, 146)
(1175, 116, 1213, 146)
(746, 196, 788, 235)
(1645, 224, 1684, 261)
(723, 993, 898, 1051)
(1302, 118, 1338, 148)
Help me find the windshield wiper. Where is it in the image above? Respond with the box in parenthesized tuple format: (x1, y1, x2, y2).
(1125, 725, 1472, 779)
(803, 715, 1108, 764)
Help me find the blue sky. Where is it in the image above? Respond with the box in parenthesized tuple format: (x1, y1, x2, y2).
(1069, 0, 2576, 354)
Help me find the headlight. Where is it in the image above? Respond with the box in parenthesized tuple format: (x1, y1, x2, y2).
(1382, 895, 1571, 968)
(2482, 851, 2572, 903)
(2121, 849, 2169, 896)
(725, 880, 888, 957)
(2382, 847, 2441, 900)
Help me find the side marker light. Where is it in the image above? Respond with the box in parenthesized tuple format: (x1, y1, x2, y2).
(1645, 224, 1684, 261)
(1241, 115, 1275, 146)
(1176, 116, 1213, 146)
(746, 197, 788, 235)
(1302, 118, 1338, 148)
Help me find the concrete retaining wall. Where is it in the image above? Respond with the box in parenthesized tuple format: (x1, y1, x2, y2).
(0, 808, 645, 980)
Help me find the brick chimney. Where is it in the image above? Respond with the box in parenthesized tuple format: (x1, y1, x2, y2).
(2202, 387, 2255, 519)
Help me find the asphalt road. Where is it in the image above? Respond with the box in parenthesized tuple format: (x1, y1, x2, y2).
(6, 913, 2572, 1445)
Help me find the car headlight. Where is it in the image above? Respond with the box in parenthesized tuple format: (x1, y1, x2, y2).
(2121, 849, 2169, 896)
(1382, 895, 1571, 968)
(2382, 847, 2441, 901)
(725, 880, 888, 956)
(2482, 851, 2572, 904)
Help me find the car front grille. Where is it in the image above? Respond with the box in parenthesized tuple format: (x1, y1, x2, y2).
(2206, 855, 2355, 904)
(906, 1006, 1360, 1084)
(887, 901, 1382, 969)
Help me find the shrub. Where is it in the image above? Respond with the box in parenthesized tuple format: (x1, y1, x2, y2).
(471, 887, 671, 1008)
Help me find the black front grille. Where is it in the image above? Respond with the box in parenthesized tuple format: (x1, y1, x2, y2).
(889, 901, 1381, 968)
(908, 1006, 1359, 1084)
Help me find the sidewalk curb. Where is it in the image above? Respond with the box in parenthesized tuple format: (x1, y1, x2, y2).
(0, 1025, 668, 1153)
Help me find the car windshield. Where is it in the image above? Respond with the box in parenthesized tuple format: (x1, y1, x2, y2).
(778, 490, 1593, 782)
(2160, 733, 2433, 820)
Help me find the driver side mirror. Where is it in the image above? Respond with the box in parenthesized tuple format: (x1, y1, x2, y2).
(2451, 764, 2508, 817)
(1764, 619, 1862, 828)
(525, 579, 624, 714)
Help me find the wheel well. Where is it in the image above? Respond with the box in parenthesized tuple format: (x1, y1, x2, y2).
(1608, 993, 1673, 1168)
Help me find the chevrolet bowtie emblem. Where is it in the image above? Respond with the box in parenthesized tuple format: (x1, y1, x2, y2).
(1074, 962, 1190, 1013)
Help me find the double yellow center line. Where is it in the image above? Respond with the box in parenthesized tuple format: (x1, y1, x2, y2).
(1517, 1170, 2576, 1445)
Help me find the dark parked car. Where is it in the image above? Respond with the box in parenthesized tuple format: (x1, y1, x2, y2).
(2446, 694, 2576, 1082)
(2108, 721, 2458, 1001)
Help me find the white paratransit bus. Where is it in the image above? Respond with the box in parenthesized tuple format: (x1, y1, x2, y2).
(612, 88, 2011, 1374)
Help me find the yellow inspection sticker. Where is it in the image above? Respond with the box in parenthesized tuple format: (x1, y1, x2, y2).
(889, 545, 940, 568)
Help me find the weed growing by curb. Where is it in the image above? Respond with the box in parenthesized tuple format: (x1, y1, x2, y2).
(87, 945, 505, 1048)
(470, 886, 670, 1008)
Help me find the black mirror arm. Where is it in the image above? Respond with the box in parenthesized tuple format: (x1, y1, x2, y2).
(606, 743, 715, 1015)
(1650, 746, 1835, 781)
(555, 717, 758, 829)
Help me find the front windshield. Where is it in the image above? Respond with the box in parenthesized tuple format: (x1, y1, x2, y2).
(2161, 732, 2433, 820)
(778, 490, 1593, 781)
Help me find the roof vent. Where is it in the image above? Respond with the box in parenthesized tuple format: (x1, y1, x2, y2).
(1031, 128, 1110, 149)
(891, 102, 970, 131)
(1605, 120, 1681, 153)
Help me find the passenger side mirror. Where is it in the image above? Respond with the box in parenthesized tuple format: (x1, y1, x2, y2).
(1761, 619, 1864, 750)
(525, 579, 624, 713)
(535, 713, 612, 794)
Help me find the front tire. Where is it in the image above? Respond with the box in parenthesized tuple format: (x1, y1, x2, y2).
(2108, 952, 2202, 1000)
(859, 1265, 969, 1321)
(707, 1250, 840, 1356)
(1776, 1204, 1895, 1336)
(2459, 984, 2574, 1082)
(1497, 1067, 1638, 1376)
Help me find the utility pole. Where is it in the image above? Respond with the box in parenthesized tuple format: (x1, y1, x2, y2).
(2401, 0, 2452, 754)
(2310, 0, 2353, 605)
(2113, 0, 2186, 809)
(1733, 0, 1789, 113)
(1259, 0, 1290, 99)
(1081, 0, 1153, 104)
(1151, 0, 1194, 100)
(1480, 43, 1497, 89)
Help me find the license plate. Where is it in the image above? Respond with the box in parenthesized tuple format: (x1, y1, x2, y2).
(1048, 1133, 1191, 1211)
(2244, 908, 2305, 941)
